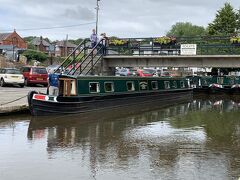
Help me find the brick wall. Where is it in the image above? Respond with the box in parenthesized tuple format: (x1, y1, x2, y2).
(1, 31, 27, 49)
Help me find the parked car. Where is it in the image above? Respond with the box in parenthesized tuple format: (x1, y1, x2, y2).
(0, 68, 24, 87)
(21, 66, 48, 86)
(137, 69, 153, 77)
(115, 68, 137, 76)
(143, 68, 162, 77)
(46, 65, 60, 73)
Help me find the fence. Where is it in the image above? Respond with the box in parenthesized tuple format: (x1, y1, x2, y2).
(106, 36, 240, 56)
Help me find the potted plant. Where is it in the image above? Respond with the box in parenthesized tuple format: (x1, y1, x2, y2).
(230, 36, 240, 45)
(109, 39, 128, 47)
(153, 36, 176, 46)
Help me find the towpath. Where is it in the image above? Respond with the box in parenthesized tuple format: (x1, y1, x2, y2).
(0, 86, 47, 115)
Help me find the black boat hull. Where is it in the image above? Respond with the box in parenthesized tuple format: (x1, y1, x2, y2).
(29, 89, 193, 116)
(229, 87, 240, 95)
(209, 87, 230, 94)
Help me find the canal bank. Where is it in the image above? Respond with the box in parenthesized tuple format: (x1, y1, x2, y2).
(0, 86, 46, 116)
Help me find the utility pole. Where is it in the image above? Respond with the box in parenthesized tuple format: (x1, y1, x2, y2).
(65, 34, 68, 57)
(95, 0, 100, 35)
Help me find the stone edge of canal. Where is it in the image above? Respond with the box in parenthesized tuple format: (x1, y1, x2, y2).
(0, 105, 30, 116)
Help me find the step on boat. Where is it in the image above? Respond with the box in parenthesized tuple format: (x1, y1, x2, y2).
(28, 75, 193, 116)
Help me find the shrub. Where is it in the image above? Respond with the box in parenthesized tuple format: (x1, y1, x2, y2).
(230, 37, 240, 44)
(109, 39, 128, 46)
(22, 50, 48, 62)
(153, 37, 172, 45)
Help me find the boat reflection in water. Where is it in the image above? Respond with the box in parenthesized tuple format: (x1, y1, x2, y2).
(26, 96, 240, 180)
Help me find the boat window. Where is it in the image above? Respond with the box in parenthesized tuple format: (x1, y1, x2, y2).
(164, 81, 170, 89)
(229, 78, 234, 85)
(180, 81, 185, 88)
(173, 81, 177, 88)
(126, 81, 135, 91)
(89, 82, 100, 93)
(59, 78, 77, 96)
(217, 77, 224, 84)
(151, 81, 158, 90)
(104, 82, 114, 93)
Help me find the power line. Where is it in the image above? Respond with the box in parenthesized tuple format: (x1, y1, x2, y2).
(1, 22, 96, 32)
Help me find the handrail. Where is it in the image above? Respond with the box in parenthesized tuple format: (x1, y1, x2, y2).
(55, 39, 89, 73)
(72, 39, 104, 76)
(84, 54, 104, 75)
(77, 45, 104, 75)
(66, 47, 86, 75)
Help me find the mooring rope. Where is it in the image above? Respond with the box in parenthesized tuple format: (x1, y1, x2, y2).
(0, 95, 28, 106)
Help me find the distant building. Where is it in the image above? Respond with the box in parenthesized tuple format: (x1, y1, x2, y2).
(0, 30, 27, 49)
(0, 30, 27, 60)
(31, 36, 55, 55)
(55, 41, 77, 57)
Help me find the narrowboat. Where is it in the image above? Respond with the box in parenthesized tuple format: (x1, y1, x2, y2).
(190, 76, 239, 94)
(28, 75, 193, 116)
(188, 76, 211, 93)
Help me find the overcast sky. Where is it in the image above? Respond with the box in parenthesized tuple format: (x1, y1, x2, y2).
(0, 0, 239, 40)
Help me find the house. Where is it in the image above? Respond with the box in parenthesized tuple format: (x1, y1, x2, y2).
(0, 30, 27, 49)
(31, 36, 55, 54)
(0, 30, 27, 60)
(55, 41, 77, 57)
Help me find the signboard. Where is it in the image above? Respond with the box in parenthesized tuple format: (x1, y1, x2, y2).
(139, 81, 148, 90)
(180, 44, 197, 55)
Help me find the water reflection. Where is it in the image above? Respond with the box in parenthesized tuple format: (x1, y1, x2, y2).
(24, 96, 240, 179)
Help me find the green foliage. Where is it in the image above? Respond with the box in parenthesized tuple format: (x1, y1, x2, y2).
(24, 36, 37, 43)
(109, 38, 128, 46)
(208, 3, 237, 35)
(154, 37, 171, 44)
(24, 36, 52, 43)
(167, 22, 206, 37)
(230, 37, 240, 44)
(27, 43, 35, 50)
(68, 38, 84, 45)
(237, 9, 240, 33)
(22, 50, 48, 62)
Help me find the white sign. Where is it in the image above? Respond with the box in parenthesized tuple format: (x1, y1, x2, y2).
(180, 44, 197, 55)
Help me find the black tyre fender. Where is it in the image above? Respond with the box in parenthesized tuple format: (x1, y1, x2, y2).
(28, 91, 37, 114)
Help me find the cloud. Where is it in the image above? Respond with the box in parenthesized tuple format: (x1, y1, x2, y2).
(0, 0, 240, 40)
(63, 6, 95, 21)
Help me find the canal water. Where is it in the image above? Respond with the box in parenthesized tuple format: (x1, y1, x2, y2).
(1, 96, 240, 180)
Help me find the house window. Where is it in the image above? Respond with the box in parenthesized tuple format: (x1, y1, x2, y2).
(151, 81, 158, 90)
(180, 81, 185, 88)
(104, 82, 114, 93)
(164, 81, 170, 89)
(173, 81, 177, 88)
(89, 82, 100, 93)
(126, 81, 135, 91)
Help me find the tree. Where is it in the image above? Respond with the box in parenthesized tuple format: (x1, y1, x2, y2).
(27, 43, 35, 50)
(237, 8, 240, 33)
(22, 50, 48, 62)
(208, 3, 237, 35)
(167, 22, 206, 37)
(68, 38, 84, 45)
(24, 36, 37, 43)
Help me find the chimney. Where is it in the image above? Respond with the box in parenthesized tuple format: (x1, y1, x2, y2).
(40, 36, 43, 43)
